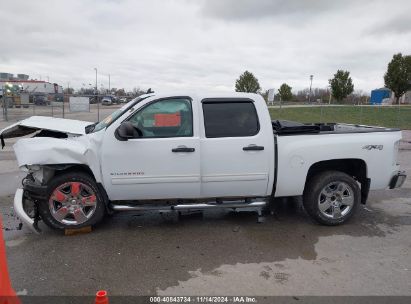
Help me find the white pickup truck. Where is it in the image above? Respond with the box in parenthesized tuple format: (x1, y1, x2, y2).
(0, 92, 406, 233)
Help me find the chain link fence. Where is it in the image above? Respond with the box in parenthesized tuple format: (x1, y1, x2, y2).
(2, 95, 411, 130)
(0, 94, 128, 123)
(269, 103, 411, 130)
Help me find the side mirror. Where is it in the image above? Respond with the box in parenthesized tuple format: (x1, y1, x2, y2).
(85, 122, 98, 134)
(115, 121, 140, 141)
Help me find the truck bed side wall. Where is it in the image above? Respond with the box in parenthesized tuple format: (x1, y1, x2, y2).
(275, 131, 402, 197)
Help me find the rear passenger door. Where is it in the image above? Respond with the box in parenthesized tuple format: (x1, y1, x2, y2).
(200, 98, 270, 198)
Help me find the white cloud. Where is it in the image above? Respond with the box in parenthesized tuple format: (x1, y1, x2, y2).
(1, 0, 410, 93)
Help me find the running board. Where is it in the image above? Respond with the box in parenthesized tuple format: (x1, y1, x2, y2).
(110, 201, 267, 222)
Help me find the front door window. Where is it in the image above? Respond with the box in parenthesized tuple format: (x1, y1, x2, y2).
(128, 98, 193, 138)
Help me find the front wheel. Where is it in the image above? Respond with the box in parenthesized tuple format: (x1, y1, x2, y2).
(39, 172, 106, 231)
(303, 171, 360, 225)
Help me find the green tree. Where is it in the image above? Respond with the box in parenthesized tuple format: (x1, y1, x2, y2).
(63, 87, 74, 94)
(132, 87, 146, 97)
(329, 70, 354, 102)
(277, 83, 293, 101)
(384, 53, 411, 104)
(116, 88, 126, 96)
(235, 71, 261, 93)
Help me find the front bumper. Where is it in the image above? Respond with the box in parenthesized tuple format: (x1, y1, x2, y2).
(389, 171, 407, 189)
(13, 188, 40, 234)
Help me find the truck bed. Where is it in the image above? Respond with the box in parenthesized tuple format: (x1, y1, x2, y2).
(272, 120, 400, 136)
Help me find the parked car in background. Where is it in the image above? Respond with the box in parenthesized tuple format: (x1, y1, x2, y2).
(54, 93, 64, 102)
(101, 96, 112, 105)
(31, 93, 49, 106)
(101, 96, 119, 106)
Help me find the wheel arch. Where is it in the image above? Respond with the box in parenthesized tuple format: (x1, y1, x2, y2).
(44, 164, 111, 211)
(305, 158, 370, 204)
(48, 163, 95, 178)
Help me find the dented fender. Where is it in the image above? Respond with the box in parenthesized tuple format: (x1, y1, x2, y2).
(13, 133, 104, 183)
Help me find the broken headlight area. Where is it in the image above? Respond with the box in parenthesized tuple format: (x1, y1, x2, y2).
(22, 195, 37, 219)
(22, 165, 55, 186)
(19, 166, 51, 233)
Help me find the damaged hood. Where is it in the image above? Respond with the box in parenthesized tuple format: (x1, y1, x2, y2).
(13, 137, 89, 167)
(0, 116, 92, 147)
(13, 131, 104, 181)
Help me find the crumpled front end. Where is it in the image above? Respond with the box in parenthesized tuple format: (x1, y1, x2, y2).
(11, 136, 96, 233)
(1, 116, 104, 232)
(14, 189, 40, 234)
(13, 137, 88, 168)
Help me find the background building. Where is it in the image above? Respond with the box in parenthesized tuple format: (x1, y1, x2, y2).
(370, 87, 411, 105)
(0, 72, 62, 94)
(0, 72, 63, 105)
(399, 91, 411, 104)
(370, 88, 391, 105)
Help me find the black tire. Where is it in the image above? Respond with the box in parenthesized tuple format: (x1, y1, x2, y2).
(39, 171, 106, 231)
(303, 170, 360, 225)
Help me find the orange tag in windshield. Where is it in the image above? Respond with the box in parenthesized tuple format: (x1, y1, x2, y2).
(154, 113, 181, 127)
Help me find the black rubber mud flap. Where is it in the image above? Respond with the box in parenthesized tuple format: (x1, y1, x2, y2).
(361, 178, 371, 204)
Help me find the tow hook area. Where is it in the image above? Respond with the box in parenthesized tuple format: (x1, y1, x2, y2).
(13, 189, 41, 234)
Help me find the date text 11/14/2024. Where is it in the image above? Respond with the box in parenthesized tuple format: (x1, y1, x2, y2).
(150, 296, 257, 303)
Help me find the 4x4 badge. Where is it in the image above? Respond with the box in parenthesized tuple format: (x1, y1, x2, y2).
(363, 145, 383, 150)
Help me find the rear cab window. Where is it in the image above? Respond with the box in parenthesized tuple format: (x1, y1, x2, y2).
(202, 99, 260, 138)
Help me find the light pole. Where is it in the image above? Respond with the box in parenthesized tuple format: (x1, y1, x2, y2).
(1, 83, 6, 121)
(108, 74, 111, 94)
(308, 75, 313, 103)
(3, 83, 13, 121)
(94, 68, 99, 121)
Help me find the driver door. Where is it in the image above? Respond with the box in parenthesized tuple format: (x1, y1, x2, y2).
(100, 97, 201, 201)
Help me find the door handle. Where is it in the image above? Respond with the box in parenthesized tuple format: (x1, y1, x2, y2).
(243, 145, 264, 151)
(172, 146, 195, 153)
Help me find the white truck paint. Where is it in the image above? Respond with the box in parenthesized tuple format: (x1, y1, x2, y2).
(0, 92, 406, 233)
(275, 131, 401, 196)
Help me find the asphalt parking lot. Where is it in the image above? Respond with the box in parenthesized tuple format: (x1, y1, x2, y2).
(0, 108, 410, 297)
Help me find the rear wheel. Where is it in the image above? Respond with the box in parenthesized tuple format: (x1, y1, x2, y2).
(303, 171, 360, 225)
(39, 172, 105, 231)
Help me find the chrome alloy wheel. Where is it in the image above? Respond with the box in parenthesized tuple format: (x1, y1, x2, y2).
(318, 181, 354, 219)
(49, 182, 97, 225)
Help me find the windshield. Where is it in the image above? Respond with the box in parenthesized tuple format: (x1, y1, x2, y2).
(91, 96, 150, 133)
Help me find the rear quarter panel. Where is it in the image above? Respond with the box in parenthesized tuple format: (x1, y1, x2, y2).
(275, 131, 402, 197)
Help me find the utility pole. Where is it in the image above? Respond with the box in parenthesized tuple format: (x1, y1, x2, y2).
(62, 83, 65, 118)
(108, 74, 111, 94)
(94, 68, 99, 121)
(308, 75, 313, 103)
(3, 83, 13, 121)
(1, 83, 7, 121)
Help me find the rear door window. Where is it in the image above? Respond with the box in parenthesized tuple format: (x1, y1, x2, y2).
(202, 100, 259, 138)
